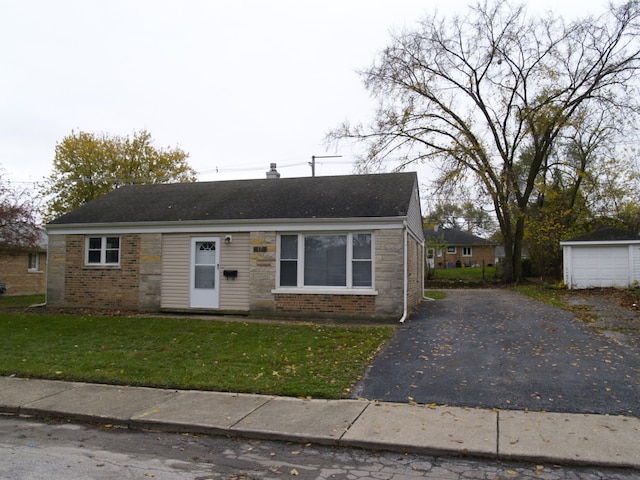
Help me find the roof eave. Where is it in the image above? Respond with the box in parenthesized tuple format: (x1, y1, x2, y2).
(45, 215, 409, 235)
(560, 239, 640, 246)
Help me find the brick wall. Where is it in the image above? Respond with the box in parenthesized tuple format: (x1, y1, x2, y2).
(437, 245, 496, 268)
(0, 251, 46, 295)
(274, 293, 375, 316)
(63, 234, 142, 309)
(407, 235, 424, 313)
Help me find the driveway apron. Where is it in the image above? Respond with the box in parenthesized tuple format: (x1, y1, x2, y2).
(352, 289, 640, 417)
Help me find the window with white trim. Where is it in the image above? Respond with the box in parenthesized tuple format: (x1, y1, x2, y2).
(463, 247, 472, 256)
(86, 236, 120, 265)
(447, 246, 456, 254)
(28, 253, 39, 271)
(278, 233, 373, 288)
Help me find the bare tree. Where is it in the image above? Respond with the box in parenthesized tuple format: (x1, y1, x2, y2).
(329, 0, 640, 282)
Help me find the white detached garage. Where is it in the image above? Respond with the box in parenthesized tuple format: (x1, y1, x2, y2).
(561, 228, 640, 289)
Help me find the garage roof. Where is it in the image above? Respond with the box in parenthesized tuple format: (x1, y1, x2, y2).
(563, 227, 640, 243)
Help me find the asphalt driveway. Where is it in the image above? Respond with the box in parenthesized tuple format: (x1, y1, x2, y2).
(352, 289, 640, 417)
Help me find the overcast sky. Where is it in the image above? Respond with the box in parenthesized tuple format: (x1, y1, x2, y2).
(1, 0, 607, 189)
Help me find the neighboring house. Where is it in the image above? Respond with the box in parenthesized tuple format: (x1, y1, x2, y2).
(44, 172, 425, 322)
(493, 245, 528, 265)
(0, 232, 47, 296)
(423, 227, 497, 268)
(560, 227, 640, 289)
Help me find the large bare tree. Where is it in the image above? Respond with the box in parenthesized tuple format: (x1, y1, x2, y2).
(329, 0, 640, 282)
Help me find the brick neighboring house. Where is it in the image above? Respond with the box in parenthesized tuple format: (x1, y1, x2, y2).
(424, 227, 497, 269)
(0, 234, 47, 296)
(45, 172, 425, 322)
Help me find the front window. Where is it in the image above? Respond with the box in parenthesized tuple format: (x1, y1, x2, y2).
(447, 246, 457, 254)
(86, 236, 120, 265)
(463, 247, 472, 256)
(278, 233, 372, 288)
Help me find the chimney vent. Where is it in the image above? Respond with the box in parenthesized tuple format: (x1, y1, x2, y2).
(266, 163, 280, 179)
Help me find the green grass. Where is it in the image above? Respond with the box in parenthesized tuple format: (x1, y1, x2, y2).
(424, 290, 447, 300)
(0, 311, 393, 399)
(430, 265, 497, 281)
(513, 284, 568, 309)
(513, 284, 601, 323)
(0, 294, 46, 308)
(426, 265, 500, 287)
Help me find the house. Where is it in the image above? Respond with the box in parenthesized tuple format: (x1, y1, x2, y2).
(0, 232, 47, 296)
(44, 172, 425, 322)
(560, 227, 640, 289)
(423, 227, 496, 268)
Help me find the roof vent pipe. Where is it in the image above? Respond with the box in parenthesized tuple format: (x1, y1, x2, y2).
(266, 163, 280, 179)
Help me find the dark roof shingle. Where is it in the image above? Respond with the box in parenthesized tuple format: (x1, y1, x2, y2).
(423, 228, 496, 245)
(564, 227, 640, 242)
(48, 172, 418, 225)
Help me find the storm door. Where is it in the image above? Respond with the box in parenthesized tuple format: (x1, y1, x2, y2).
(190, 237, 220, 308)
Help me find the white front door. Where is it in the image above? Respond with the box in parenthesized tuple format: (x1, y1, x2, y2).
(190, 237, 220, 308)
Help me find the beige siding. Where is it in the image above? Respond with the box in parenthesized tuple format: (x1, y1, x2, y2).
(161, 234, 191, 309)
(219, 233, 250, 311)
(161, 233, 250, 311)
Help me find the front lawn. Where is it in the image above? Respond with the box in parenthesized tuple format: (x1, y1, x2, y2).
(0, 311, 393, 399)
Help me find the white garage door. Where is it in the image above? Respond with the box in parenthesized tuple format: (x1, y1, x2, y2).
(569, 246, 629, 289)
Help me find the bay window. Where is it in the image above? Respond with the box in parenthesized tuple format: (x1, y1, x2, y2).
(278, 233, 373, 289)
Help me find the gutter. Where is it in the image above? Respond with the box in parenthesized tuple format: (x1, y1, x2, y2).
(399, 221, 409, 323)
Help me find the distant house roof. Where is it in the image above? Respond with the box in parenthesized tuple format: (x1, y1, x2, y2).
(562, 227, 640, 243)
(423, 228, 496, 246)
(47, 172, 419, 226)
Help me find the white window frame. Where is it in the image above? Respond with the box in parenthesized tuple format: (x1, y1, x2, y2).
(463, 247, 472, 257)
(274, 232, 376, 295)
(85, 236, 121, 266)
(447, 246, 457, 254)
(28, 253, 39, 272)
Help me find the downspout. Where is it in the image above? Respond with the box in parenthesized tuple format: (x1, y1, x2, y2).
(31, 260, 47, 308)
(399, 221, 409, 323)
(31, 242, 48, 308)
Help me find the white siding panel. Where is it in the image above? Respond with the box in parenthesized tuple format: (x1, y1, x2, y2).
(633, 246, 640, 285)
(219, 233, 250, 311)
(569, 246, 630, 289)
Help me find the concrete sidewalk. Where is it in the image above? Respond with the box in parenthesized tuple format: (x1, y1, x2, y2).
(1, 376, 638, 469)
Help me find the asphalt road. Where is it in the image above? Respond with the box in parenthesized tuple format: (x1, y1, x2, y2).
(2, 416, 638, 480)
(352, 289, 640, 417)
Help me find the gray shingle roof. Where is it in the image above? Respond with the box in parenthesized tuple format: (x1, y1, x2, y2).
(564, 227, 640, 242)
(48, 172, 418, 225)
(423, 228, 496, 246)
